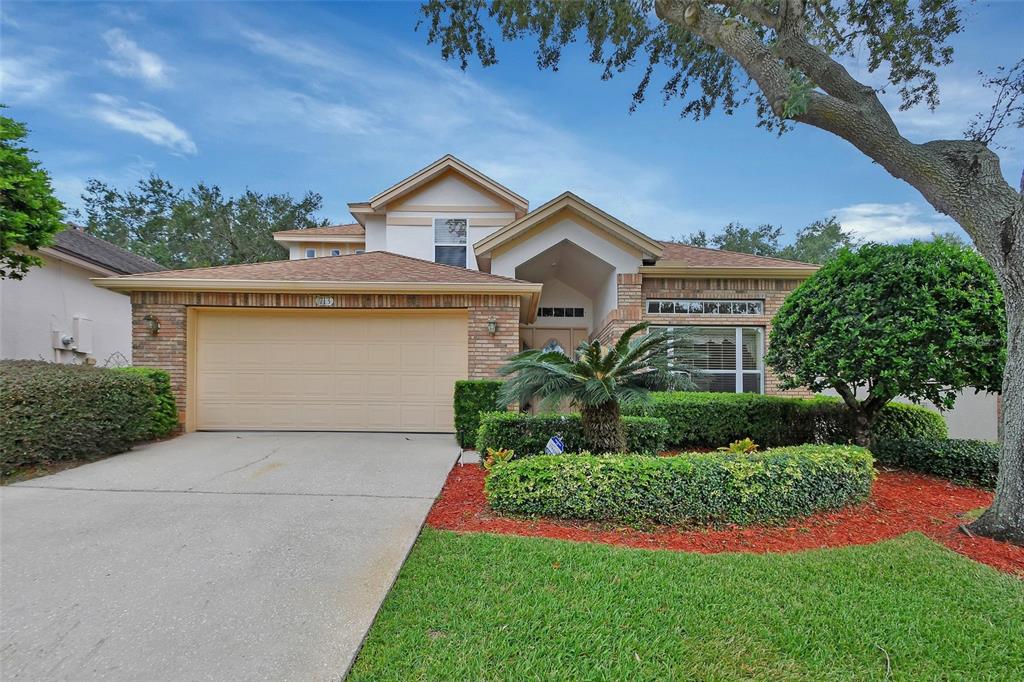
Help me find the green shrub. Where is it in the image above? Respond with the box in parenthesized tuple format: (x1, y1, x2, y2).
(485, 445, 876, 526)
(872, 438, 999, 488)
(476, 411, 669, 457)
(115, 366, 178, 439)
(0, 360, 156, 473)
(623, 392, 946, 448)
(453, 380, 502, 448)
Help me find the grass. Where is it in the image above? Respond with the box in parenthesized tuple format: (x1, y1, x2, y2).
(349, 529, 1024, 681)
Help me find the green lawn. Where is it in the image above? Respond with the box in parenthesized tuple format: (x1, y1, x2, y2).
(349, 529, 1023, 681)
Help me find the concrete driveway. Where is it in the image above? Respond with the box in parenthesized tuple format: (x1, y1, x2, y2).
(1, 432, 458, 681)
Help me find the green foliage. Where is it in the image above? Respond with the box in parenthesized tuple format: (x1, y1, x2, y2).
(476, 411, 669, 458)
(484, 445, 876, 526)
(719, 438, 758, 454)
(418, 1, 963, 129)
(350, 530, 1024, 681)
(114, 366, 179, 439)
(873, 438, 1000, 489)
(453, 379, 502, 448)
(623, 392, 946, 448)
(677, 217, 857, 265)
(0, 113, 64, 279)
(74, 174, 328, 269)
(482, 447, 514, 471)
(0, 361, 157, 473)
(768, 241, 1005, 417)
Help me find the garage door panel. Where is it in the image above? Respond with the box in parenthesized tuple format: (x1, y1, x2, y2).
(195, 310, 467, 432)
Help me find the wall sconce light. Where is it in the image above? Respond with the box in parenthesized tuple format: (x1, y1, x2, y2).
(486, 318, 498, 335)
(144, 314, 160, 336)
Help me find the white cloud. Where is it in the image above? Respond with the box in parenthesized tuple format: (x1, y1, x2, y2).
(0, 55, 66, 102)
(832, 202, 957, 242)
(102, 28, 171, 87)
(90, 94, 197, 154)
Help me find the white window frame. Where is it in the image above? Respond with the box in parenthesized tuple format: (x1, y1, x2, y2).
(304, 248, 316, 259)
(662, 325, 764, 394)
(647, 299, 764, 315)
(433, 217, 468, 268)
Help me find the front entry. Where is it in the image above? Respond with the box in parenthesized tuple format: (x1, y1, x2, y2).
(519, 326, 589, 354)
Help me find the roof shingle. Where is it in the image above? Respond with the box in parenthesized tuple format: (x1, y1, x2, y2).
(51, 227, 162, 274)
(657, 241, 816, 268)
(272, 223, 364, 237)
(108, 250, 527, 284)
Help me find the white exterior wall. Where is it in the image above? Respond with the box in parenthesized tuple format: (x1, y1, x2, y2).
(531, 278, 593, 329)
(490, 216, 643, 324)
(364, 215, 387, 252)
(0, 253, 133, 365)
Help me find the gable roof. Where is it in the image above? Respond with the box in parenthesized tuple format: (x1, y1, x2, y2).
(645, 241, 819, 277)
(348, 155, 528, 221)
(272, 223, 364, 238)
(473, 191, 665, 259)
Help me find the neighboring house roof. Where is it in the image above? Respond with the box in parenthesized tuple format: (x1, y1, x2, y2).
(92, 251, 543, 321)
(645, 241, 819, 277)
(272, 223, 365, 238)
(348, 155, 529, 221)
(473, 191, 666, 260)
(46, 227, 162, 275)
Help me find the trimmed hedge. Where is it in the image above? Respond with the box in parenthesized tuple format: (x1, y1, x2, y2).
(476, 411, 669, 457)
(454, 380, 502, 448)
(0, 361, 166, 473)
(622, 392, 946, 448)
(485, 445, 876, 526)
(115, 366, 178, 439)
(872, 438, 999, 488)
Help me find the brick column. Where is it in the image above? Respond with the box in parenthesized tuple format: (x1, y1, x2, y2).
(131, 293, 188, 423)
(468, 303, 520, 378)
(592, 273, 645, 344)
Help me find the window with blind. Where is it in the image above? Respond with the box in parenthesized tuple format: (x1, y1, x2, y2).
(661, 325, 764, 393)
(434, 218, 468, 267)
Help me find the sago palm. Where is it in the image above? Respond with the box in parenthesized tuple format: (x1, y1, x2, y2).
(498, 322, 695, 453)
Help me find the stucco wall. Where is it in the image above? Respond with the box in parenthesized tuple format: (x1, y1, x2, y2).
(0, 253, 133, 365)
(287, 242, 363, 259)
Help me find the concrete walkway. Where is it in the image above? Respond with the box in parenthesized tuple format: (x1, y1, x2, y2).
(1, 432, 458, 681)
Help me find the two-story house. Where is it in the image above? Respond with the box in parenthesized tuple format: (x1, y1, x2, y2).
(94, 155, 995, 438)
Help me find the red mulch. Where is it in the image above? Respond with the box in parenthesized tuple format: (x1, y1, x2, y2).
(426, 464, 1024, 576)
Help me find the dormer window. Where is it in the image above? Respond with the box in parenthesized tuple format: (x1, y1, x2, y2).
(434, 218, 467, 268)
(305, 248, 316, 259)
(330, 249, 341, 256)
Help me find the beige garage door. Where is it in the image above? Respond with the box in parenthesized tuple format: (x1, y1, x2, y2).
(194, 309, 467, 432)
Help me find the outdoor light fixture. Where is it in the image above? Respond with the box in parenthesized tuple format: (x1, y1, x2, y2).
(487, 318, 498, 335)
(144, 314, 160, 336)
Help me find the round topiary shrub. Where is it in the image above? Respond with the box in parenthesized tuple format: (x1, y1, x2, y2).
(484, 445, 876, 526)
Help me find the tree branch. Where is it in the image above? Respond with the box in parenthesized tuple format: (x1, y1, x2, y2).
(712, 0, 777, 29)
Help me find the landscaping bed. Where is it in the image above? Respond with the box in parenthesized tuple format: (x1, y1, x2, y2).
(428, 464, 1024, 575)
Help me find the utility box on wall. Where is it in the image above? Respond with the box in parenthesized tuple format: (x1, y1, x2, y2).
(72, 316, 94, 354)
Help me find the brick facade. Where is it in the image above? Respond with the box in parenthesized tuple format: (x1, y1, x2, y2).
(591, 275, 814, 397)
(131, 291, 521, 425)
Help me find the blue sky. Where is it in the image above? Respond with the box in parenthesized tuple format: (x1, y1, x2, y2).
(2, 1, 1021, 244)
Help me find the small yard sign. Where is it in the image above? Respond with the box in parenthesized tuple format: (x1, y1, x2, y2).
(545, 435, 565, 455)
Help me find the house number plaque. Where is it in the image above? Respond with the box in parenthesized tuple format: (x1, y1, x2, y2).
(314, 296, 335, 307)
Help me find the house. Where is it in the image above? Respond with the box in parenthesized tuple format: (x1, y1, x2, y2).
(1, 226, 161, 365)
(91, 155, 996, 438)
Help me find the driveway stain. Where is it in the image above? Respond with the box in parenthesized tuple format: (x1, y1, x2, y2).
(249, 462, 285, 479)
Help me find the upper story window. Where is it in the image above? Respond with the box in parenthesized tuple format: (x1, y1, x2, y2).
(647, 299, 764, 315)
(330, 248, 341, 256)
(305, 248, 316, 259)
(434, 218, 467, 268)
(538, 307, 585, 318)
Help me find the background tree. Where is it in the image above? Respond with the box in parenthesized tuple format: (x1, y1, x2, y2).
(678, 216, 856, 263)
(418, 0, 1024, 543)
(0, 112, 64, 279)
(768, 241, 1005, 447)
(498, 323, 692, 453)
(76, 175, 328, 269)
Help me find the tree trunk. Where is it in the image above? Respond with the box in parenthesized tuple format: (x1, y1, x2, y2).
(970, 278, 1024, 544)
(580, 401, 626, 454)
